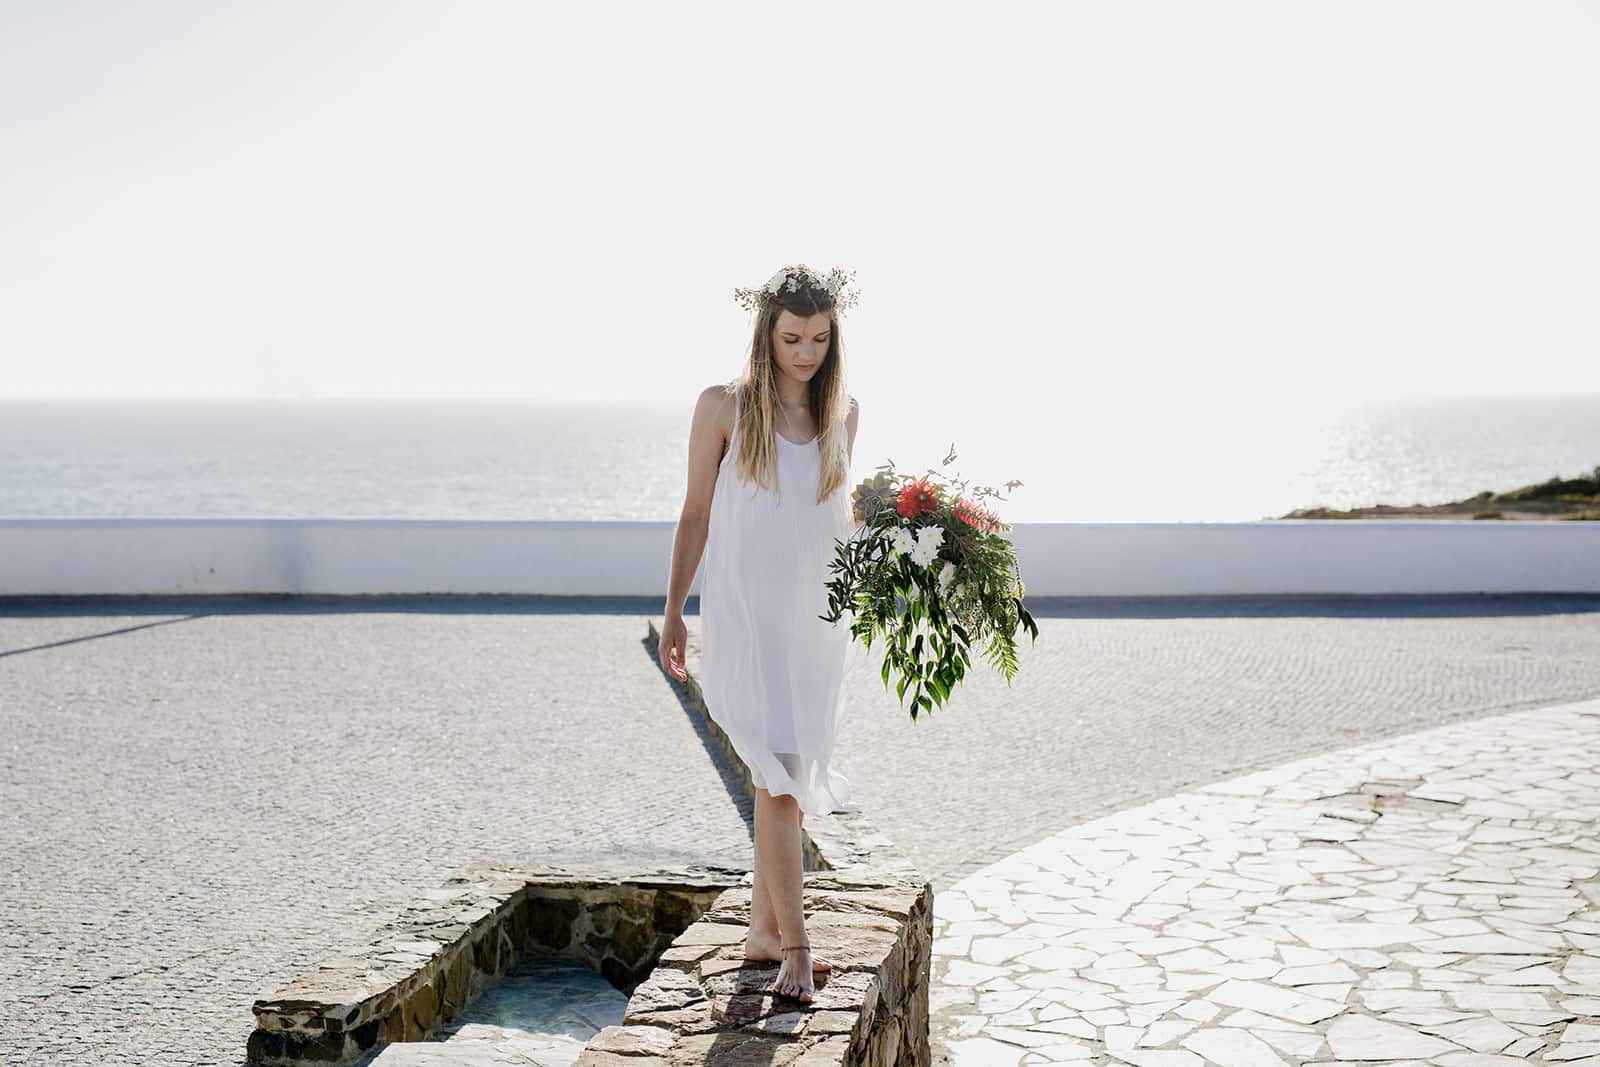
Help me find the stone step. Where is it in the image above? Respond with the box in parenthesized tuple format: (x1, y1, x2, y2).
(577, 869, 934, 1067)
(249, 863, 741, 1065)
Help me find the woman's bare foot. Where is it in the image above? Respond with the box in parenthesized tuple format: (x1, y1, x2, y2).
(743, 930, 832, 971)
(771, 945, 815, 1002)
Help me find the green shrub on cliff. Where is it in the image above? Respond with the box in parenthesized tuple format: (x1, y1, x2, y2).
(1495, 464, 1600, 502)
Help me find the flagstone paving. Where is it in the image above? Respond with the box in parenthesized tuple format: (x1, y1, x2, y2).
(834, 595, 1600, 888)
(928, 697, 1600, 1065)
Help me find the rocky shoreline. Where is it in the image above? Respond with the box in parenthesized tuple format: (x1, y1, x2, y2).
(1278, 464, 1600, 520)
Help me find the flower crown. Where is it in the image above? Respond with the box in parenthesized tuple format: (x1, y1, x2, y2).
(733, 264, 861, 316)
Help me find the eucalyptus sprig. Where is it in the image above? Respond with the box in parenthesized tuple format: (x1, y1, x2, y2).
(821, 443, 1038, 722)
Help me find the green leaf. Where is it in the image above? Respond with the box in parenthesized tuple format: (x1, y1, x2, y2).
(1018, 600, 1039, 641)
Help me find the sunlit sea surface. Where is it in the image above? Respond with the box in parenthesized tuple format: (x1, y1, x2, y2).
(1, 393, 1595, 522)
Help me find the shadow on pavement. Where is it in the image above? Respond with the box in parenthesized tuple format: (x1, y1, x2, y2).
(4, 591, 1598, 621)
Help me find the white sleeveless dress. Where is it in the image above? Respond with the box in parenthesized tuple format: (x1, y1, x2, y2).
(698, 383, 854, 816)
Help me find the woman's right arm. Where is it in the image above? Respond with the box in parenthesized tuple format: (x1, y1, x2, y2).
(659, 384, 734, 681)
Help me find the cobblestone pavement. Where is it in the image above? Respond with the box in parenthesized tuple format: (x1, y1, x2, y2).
(929, 696, 1600, 1065)
(3, 593, 1598, 1065)
(829, 594, 1600, 887)
(0, 597, 751, 1067)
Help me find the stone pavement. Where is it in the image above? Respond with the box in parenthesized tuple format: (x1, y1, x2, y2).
(2, 593, 1598, 1064)
(929, 696, 1600, 1065)
(0, 598, 751, 1066)
(832, 595, 1600, 889)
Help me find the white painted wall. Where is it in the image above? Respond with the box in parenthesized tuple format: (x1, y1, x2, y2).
(1, 519, 1595, 597)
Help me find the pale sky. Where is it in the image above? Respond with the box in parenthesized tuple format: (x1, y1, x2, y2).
(3, 0, 1598, 414)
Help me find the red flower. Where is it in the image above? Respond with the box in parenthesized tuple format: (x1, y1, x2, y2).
(896, 479, 938, 518)
(953, 496, 1004, 533)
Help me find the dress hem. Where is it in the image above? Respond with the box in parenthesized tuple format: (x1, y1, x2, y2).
(708, 707, 851, 817)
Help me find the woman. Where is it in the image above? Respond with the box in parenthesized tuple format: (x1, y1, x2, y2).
(658, 264, 861, 1004)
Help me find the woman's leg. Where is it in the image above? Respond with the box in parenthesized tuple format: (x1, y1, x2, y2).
(751, 786, 814, 999)
(747, 831, 780, 946)
(744, 793, 831, 971)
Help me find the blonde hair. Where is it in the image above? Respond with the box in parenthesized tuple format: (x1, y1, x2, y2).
(728, 284, 851, 505)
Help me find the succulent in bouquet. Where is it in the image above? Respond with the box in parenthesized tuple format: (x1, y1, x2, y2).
(820, 443, 1039, 721)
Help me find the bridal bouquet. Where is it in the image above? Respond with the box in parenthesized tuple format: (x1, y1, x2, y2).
(820, 444, 1038, 722)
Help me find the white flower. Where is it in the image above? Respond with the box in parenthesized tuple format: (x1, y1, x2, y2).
(887, 526, 916, 559)
(765, 270, 787, 294)
(937, 560, 957, 594)
(904, 524, 944, 569)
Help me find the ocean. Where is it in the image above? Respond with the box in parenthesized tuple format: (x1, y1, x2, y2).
(1, 393, 1595, 523)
